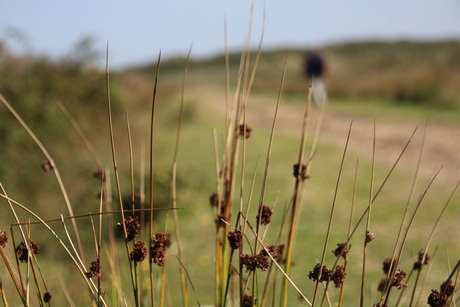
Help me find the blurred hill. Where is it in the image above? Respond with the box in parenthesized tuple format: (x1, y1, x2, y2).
(131, 39, 460, 107)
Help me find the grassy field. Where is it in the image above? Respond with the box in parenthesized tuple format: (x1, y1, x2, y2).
(1, 40, 459, 306)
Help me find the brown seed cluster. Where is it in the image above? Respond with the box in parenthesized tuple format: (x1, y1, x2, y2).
(209, 192, 219, 207)
(333, 242, 351, 260)
(308, 263, 333, 282)
(237, 124, 252, 139)
(413, 250, 430, 271)
(274, 244, 285, 262)
(428, 279, 455, 307)
(130, 241, 147, 263)
(256, 205, 273, 225)
(41, 159, 54, 172)
(150, 232, 171, 267)
(116, 216, 140, 242)
(93, 169, 106, 182)
(15, 240, 40, 263)
(427, 290, 448, 307)
(227, 230, 243, 250)
(242, 292, 254, 307)
(307, 263, 348, 287)
(43, 292, 52, 303)
(366, 231, 375, 243)
(332, 265, 347, 288)
(0, 230, 8, 247)
(240, 245, 277, 272)
(293, 163, 308, 181)
(377, 270, 407, 292)
(85, 259, 101, 278)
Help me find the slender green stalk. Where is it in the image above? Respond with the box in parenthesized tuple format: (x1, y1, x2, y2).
(360, 121, 376, 307)
(311, 122, 352, 306)
(148, 51, 161, 307)
(279, 79, 315, 307)
(169, 46, 193, 307)
(0, 277, 9, 307)
(105, 42, 138, 306)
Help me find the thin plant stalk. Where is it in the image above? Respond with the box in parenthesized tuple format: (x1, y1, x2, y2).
(148, 51, 161, 307)
(360, 121, 376, 307)
(0, 277, 9, 307)
(168, 46, 193, 307)
(241, 213, 312, 306)
(105, 42, 138, 306)
(311, 122, 352, 306)
(406, 179, 460, 306)
(249, 58, 285, 306)
(280, 82, 312, 307)
(379, 125, 426, 306)
(342, 127, 418, 252)
(55, 99, 103, 169)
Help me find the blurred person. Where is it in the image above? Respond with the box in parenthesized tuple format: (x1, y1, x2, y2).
(304, 49, 327, 106)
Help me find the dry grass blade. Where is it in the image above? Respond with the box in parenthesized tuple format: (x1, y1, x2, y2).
(169, 46, 193, 307)
(360, 121, 376, 307)
(105, 42, 138, 306)
(311, 121, 352, 307)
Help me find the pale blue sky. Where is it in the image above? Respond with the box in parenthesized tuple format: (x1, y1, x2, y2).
(1, 1, 459, 68)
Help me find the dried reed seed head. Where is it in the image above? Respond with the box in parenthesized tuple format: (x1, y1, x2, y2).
(85, 259, 101, 278)
(130, 240, 147, 263)
(308, 263, 333, 283)
(241, 248, 275, 272)
(333, 242, 351, 259)
(440, 280, 454, 297)
(242, 292, 255, 307)
(41, 159, 54, 172)
(153, 232, 171, 248)
(262, 244, 277, 257)
(332, 265, 347, 288)
(150, 246, 166, 267)
(257, 205, 273, 225)
(240, 254, 257, 272)
(377, 269, 407, 291)
(209, 192, 218, 207)
(116, 216, 140, 242)
(93, 169, 106, 182)
(254, 253, 270, 271)
(366, 231, 375, 243)
(392, 270, 407, 289)
(237, 124, 252, 139)
(0, 230, 8, 247)
(377, 278, 389, 292)
(382, 257, 397, 274)
(15, 240, 40, 263)
(274, 244, 285, 262)
(43, 292, 52, 303)
(227, 230, 243, 250)
(427, 289, 448, 307)
(413, 250, 430, 271)
(293, 163, 309, 181)
(150, 233, 171, 267)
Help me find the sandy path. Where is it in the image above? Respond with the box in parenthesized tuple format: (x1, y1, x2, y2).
(199, 88, 460, 186)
